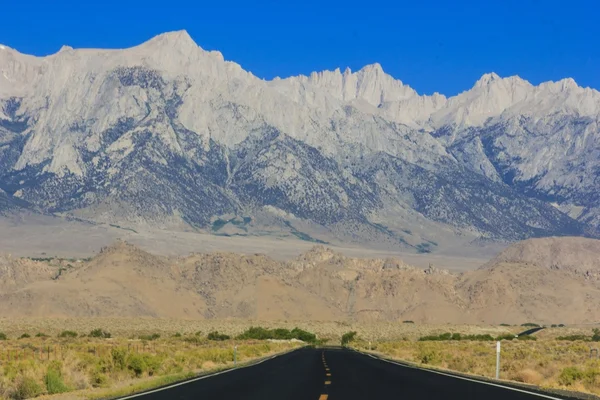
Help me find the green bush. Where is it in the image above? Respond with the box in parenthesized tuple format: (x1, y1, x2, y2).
(19, 333, 31, 339)
(128, 354, 148, 377)
(111, 347, 128, 371)
(559, 367, 584, 386)
(173, 332, 182, 338)
(403, 320, 415, 324)
(139, 333, 161, 341)
(499, 323, 511, 327)
(496, 334, 517, 341)
(341, 331, 357, 346)
(45, 368, 70, 394)
(418, 349, 442, 365)
(89, 328, 111, 338)
(592, 329, 600, 342)
(557, 334, 589, 341)
(91, 371, 109, 388)
(517, 335, 537, 341)
(419, 333, 496, 342)
(35, 332, 48, 338)
(520, 323, 540, 327)
(58, 330, 78, 338)
(235, 327, 317, 343)
(207, 331, 231, 341)
(15, 377, 42, 400)
(0, 332, 7, 340)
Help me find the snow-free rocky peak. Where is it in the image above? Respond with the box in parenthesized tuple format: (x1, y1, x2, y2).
(0, 31, 598, 249)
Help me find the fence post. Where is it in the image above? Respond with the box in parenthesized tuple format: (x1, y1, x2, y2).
(496, 341, 501, 379)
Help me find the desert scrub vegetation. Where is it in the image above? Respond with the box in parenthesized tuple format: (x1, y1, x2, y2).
(236, 327, 317, 343)
(355, 336, 600, 395)
(0, 333, 301, 399)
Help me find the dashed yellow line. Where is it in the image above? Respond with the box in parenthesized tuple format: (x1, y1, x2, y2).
(326, 372, 331, 377)
(319, 395, 328, 400)
(325, 380, 331, 385)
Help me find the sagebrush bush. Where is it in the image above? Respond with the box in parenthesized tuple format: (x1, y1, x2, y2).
(89, 328, 111, 338)
(58, 330, 78, 338)
(139, 333, 161, 341)
(559, 367, 584, 386)
(207, 331, 230, 341)
(341, 331, 357, 346)
(14, 377, 42, 400)
(128, 354, 148, 377)
(0, 332, 7, 340)
(45, 368, 70, 394)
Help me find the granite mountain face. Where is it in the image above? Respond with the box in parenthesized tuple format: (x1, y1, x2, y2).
(0, 32, 597, 249)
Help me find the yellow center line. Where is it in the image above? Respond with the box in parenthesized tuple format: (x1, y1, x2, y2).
(326, 373, 331, 377)
(319, 395, 328, 400)
(325, 380, 331, 385)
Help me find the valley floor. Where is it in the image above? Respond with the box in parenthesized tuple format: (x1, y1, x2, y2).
(0, 214, 501, 272)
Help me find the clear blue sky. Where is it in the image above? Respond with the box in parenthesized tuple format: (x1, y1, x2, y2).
(1, 0, 598, 96)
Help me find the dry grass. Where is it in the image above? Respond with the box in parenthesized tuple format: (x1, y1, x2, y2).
(355, 334, 600, 396)
(0, 333, 299, 400)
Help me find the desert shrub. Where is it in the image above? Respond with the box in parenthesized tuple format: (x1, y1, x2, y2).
(499, 323, 511, 327)
(520, 323, 540, 327)
(512, 369, 543, 385)
(111, 347, 128, 371)
(58, 330, 78, 338)
(559, 366, 584, 386)
(45, 368, 70, 394)
(290, 328, 317, 343)
(236, 327, 317, 343)
(207, 331, 230, 341)
(14, 377, 42, 400)
(142, 354, 163, 376)
(418, 348, 442, 365)
(0, 332, 7, 340)
(592, 329, 600, 342)
(403, 320, 415, 324)
(19, 333, 31, 339)
(419, 333, 495, 342)
(557, 334, 589, 341)
(341, 331, 357, 346)
(496, 334, 517, 341)
(89, 328, 111, 338)
(517, 335, 537, 341)
(139, 333, 161, 341)
(173, 332, 182, 338)
(128, 354, 148, 377)
(35, 332, 48, 338)
(91, 371, 109, 388)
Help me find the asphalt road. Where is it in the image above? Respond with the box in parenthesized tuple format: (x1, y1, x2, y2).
(121, 347, 568, 400)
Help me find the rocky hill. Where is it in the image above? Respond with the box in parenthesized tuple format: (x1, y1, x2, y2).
(2, 238, 600, 324)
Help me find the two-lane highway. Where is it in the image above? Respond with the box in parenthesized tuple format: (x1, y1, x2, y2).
(121, 347, 568, 400)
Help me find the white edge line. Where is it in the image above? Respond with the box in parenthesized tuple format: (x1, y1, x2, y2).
(361, 352, 564, 400)
(117, 350, 290, 400)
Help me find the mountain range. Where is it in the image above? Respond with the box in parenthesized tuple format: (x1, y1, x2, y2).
(1, 31, 599, 251)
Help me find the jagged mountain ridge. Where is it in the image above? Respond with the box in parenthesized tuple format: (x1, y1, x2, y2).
(0, 31, 597, 247)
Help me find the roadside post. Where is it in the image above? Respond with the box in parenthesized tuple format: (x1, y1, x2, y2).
(496, 341, 501, 379)
(234, 345, 237, 366)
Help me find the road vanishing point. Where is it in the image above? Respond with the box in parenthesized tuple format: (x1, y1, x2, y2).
(119, 347, 571, 400)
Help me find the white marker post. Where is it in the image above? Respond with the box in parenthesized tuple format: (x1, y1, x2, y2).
(495, 341, 501, 379)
